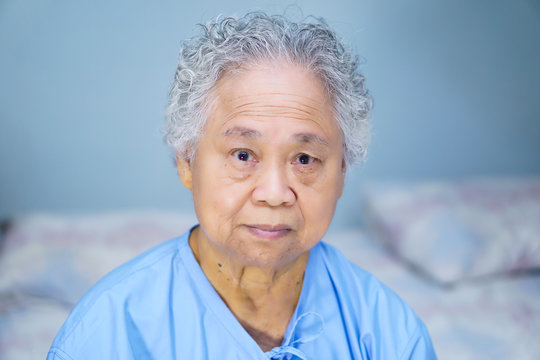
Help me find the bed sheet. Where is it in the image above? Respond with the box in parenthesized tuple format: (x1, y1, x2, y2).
(325, 229, 540, 360)
(0, 295, 69, 360)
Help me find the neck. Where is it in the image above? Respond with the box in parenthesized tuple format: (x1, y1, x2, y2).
(189, 226, 308, 351)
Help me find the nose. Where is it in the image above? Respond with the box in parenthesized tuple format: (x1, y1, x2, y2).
(251, 163, 296, 207)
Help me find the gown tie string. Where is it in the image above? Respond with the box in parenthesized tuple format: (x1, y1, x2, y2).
(266, 312, 325, 360)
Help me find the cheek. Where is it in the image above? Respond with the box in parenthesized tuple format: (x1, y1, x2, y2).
(298, 173, 343, 233)
(192, 162, 252, 226)
(301, 191, 337, 225)
(215, 186, 250, 218)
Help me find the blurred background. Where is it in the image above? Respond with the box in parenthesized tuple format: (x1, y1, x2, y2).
(1, 0, 539, 229)
(1, 2, 540, 359)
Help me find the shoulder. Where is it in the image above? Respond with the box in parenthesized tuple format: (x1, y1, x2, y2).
(69, 233, 186, 315)
(49, 230, 193, 357)
(314, 241, 437, 359)
(315, 241, 394, 296)
(316, 240, 407, 299)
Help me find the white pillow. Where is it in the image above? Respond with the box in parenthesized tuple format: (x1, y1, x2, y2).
(0, 211, 196, 305)
(363, 177, 540, 285)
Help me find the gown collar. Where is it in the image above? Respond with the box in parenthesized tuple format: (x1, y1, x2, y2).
(178, 226, 325, 360)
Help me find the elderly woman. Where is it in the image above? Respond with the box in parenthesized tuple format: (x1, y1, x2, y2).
(48, 12, 436, 360)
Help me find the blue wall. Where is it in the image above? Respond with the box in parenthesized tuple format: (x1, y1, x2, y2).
(1, 1, 539, 228)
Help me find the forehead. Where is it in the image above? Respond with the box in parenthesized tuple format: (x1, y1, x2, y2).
(204, 62, 341, 143)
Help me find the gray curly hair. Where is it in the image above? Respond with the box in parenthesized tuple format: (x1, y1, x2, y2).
(164, 11, 371, 166)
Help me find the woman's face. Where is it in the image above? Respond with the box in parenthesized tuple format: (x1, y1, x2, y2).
(179, 62, 345, 267)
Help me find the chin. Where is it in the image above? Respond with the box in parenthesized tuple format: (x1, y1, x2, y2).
(234, 244, 308, 268)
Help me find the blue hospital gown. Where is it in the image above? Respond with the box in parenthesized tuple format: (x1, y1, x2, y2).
(47, 227, 437, 359)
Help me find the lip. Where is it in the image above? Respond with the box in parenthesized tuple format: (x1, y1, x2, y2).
(245, 224, 292, 240)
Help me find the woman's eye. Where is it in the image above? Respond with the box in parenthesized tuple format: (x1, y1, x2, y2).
(297, 154, 312, 165)
(235, 150, 251, 162)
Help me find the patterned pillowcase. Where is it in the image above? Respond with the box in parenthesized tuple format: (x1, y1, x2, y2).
(0, 211, 196, 305)
(363, 177, 540, 285)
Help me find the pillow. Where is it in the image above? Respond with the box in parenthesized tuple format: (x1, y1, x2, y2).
(362, 177, 540, 285)
(0, 211, 197, 305)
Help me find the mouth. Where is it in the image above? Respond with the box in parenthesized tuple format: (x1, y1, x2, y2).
(245, 224, 292, 240)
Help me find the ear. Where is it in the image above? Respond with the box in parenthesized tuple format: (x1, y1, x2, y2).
(338, 159, 346, 198)
(176, 153, 193, 191)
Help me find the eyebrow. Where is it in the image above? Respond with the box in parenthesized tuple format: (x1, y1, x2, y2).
(222, 126, 329, 146)
(293, 133, 329, 146)
(222, 126, 262, 139)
